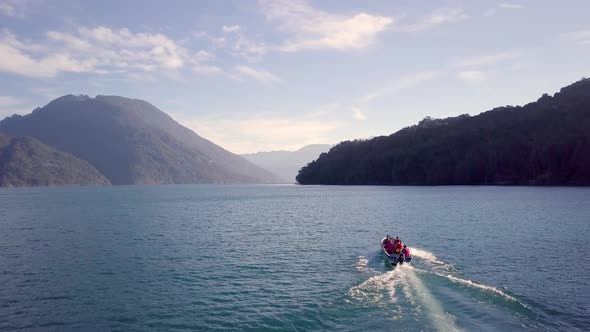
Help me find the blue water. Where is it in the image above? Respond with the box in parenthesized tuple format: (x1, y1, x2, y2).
(0, 185, 589, 331)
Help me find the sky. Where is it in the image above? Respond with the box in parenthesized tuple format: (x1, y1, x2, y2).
(0, 0, 589, 154)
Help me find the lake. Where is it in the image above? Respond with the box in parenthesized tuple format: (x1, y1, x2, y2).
(0, 185, 588, 331)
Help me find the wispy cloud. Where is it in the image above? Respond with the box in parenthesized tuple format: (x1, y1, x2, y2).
(0, 27, 190, 78)
(190, 50, 222, 76)
(452, 51, 524, 83)
(222, 25, 240, 33)
(0, 23, 281, 82)
(194, 25, 267, 62)
(0, 95, 31, 118)
(0, 39, 91, 78)
(233, 65, 280, 83)
(259, 0, 392, 52)
(50, 26, 186, 69)
(344, 70, 439, 124)
(499, 3, 525, 9)
(174, 70, 440, 153)
(562, 30, 590, 45)
(453, 50, 524, 67)
(401, 8, 468, 32)
(192, 65, 222, 76)
(361, 71, 439, 103)
(193, 50, 215, 62)
(0, 0, 28, 18)
(196, 0, 392, 59)
(457, 70, 485, 83)
(174, 113, 339, 154)
(30, 87, 62, 99)
(484, 3, 525, 17)
(0, 96, 21, 108)
(351, 106, 367, 120)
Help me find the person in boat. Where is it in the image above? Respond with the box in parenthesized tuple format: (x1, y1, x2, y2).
(393, 236, 402, 246)
(384, 240, 395, 254)
(398, 252, 405, 264)
(394, 241, 403, 254)
(382, 235, 392, 246)
(401, 245, 411, 259)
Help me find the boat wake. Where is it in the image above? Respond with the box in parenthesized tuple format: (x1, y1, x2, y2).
(410, 249, 529, 309)
(349, 248, 534, 331)
(349, 267, 403, 305)
(353, 256, 371, 273)
(349, 262, 462, 331)
(411, 248, 455, 272)
(427, 270, 524, 305)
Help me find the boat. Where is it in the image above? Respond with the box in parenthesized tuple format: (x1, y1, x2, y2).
(381, 237, 412, 267)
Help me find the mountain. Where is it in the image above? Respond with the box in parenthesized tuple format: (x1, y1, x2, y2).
(0, 134, 110, 186)
(0, 95, 279, 185)
(297, 79, 590, 186)
(241, 144, 331, 183)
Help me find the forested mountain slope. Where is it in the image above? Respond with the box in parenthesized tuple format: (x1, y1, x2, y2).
(297, 79, 590, 185)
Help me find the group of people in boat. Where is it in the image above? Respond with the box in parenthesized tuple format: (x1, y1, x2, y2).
(382, 235, 411, 259)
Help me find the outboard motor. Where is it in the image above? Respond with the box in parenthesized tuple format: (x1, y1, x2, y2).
(398, 254, 405, 265)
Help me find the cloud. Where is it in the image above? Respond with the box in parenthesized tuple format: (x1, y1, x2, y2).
(0, 95, 31, 118)
(452, 51, 523, 83)
(222, 25, 241, 33)
(352, 106, 367, 120)
(196, 1, 392, 59)
(30, 87, 62, 98)
(193, 30, 226, 48)
(259, 0, 393, 52)
(193, 65, 222, 76)
(361, 71, 439, 103)
(562, 30, 590, 45)
(192, 50, 215, 62)
(233, 65, 280, 83)
(70, 26, 186, 69)
(194, 25, 267, 62)
(0, 26, 192, 78)
(345, 71, 438, 124)
(499, 3, 525, 9)
(230, 34, 267, 61)
(174, 113, 339, 154)
(484, 3, 525, 17)
(0, 42, 91, 78)
(0, 0, 27, 18)
(457, 70, 485, 83)
(0, 96, 21, 108)
(189, 50, 222, 76)
(453, 50, 524, 67)
(402, 8, 468, 32)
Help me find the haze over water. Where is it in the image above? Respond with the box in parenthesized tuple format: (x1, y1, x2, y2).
(0, 185, 588, 331)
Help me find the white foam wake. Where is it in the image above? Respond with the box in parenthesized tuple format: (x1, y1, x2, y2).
(351, 246, 528, 329)
(349, 269, 401, 305)
(399, 248, 523, 307)
(404, 266, 463, 332)
(349, 264, 462, 330)
(439, 273, 516, 300)
(396, 267, 418, 308)
(403, 248, 529, 313)
(432, 272, 530, 309)
(411, 248, 455, 271)
(353, 256, 371, 273)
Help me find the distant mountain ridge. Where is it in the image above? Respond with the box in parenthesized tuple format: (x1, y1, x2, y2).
(241, 144, 331, 182)
(0, 95, 279, 186)
(297, 79, 590, 185)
